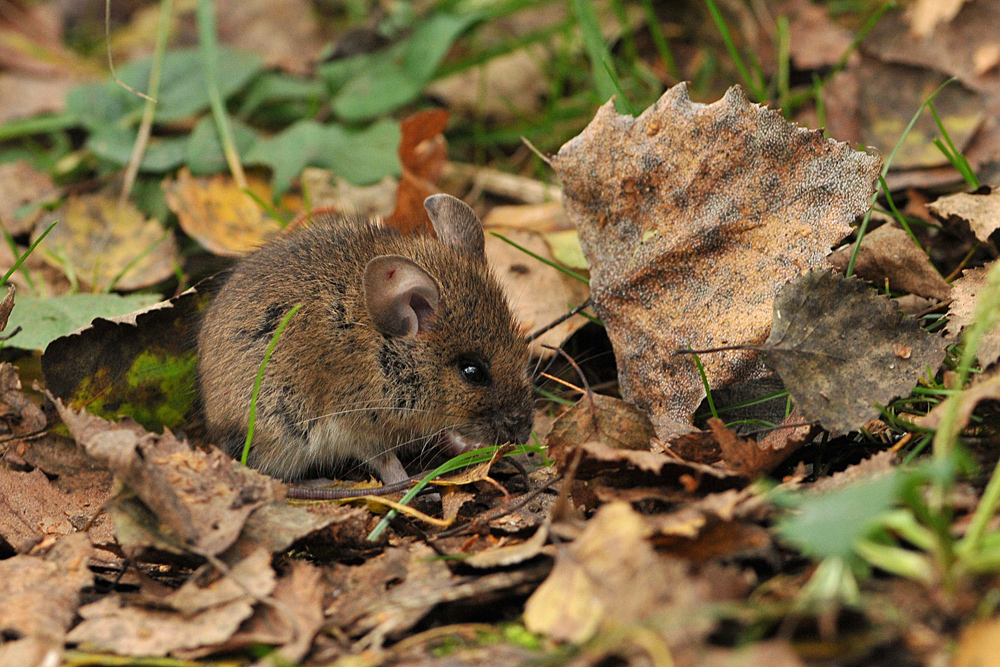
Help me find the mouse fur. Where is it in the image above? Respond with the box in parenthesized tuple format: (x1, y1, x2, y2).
(197, 195, 534, 484)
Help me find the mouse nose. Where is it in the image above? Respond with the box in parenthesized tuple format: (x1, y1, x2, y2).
(497, 407, 534, 444)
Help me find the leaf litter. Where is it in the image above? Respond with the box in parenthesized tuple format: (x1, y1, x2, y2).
(553, 82, 881, 437)
(6, 5, 1000, 664)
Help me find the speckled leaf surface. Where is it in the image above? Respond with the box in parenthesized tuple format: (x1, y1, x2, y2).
(764, 271, 947, 434)
(552, 83, 881, 437)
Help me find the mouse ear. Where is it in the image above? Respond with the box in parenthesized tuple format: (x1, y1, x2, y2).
(364, 255, 441, 337)
(424, 194, 485, 261)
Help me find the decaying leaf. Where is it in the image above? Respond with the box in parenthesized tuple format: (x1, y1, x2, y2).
(553, 83, 881, 437)
(52, 399, 277, 556)
(948, 265, 1000, 368)
(68, 548, 275, 656)
(711, 413, 817, 478)
(546, 395, 742, 506)
(824, 58, 986, 177)
(34, 193, 178, 292)
(384, 109, 449, 234)
(828, 224, 951, 300)
(0, 533, 92, 645)
(0, 362, 46, 440)
(485, 230, 590, 356)
(906, 0, 972, 37)
(0, 284, 14, 334)
(524, 502, 741, 645)
(929, 188, 1000, 244)
(42, 279, 215, 431)
(164, 168, 283, 256)
(0, 161, 54, 236)
(763, 271, 947, 434)
(911, 368, 1000, 431)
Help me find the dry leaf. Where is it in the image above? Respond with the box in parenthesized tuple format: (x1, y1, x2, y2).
(34, 193, 178, 292)
(482, 202, 571, 233)
(299, 168, 397, 218)
(948, 265, 1000, 368)
(906, 0, 972, 37)
(954, 616, 1000, 667)
(553, 83, 880, 438)
(384, 109, 449, 234)
(828, 224, 951, 300)
(911, 368, 1000, 431)
(523, 502, 738, 645)
(0, 161, 54, 236)
(763, 271, 947, 434)
(868, 1, 1000, 91)
(785, 0, 856, 70)
(0, 533, 92, 644)
(67, 549, 275, 656)
(214, 0, 326, 75)
(164, 168, 282, 256)
(52, 399, 277, 556)
(0, 285, 15, 334)
(427, 47, 548, 123)
(711, 413, 817, 478)
(929, 188, 1000, 244)
(824, 59, 984, 173)
(485, 230, 590, 356)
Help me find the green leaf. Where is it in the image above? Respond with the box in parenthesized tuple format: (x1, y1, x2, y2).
(186, 115, 260, 175)
(65, 47, 264, 129)
(775, 472, 902, 561)
(246, 119, 400, 195)
(329, 12, 479, 121)
(5, 293, 162, 351)
(87, 125, 188, 172)
(238, 73, 326, 117)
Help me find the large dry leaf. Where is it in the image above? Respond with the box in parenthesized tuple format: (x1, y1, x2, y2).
(828, 223, 951, 300)
(948, 265, 1000, 368)
(52, 400, 277, 556)
(164, 168, 282, 256)
(35, 193, 178, 292)
(929, 188, 1000, 244)
(906, 0, 972, 37)
(763, 271, 947, 434)
(552, 84, 880, 437)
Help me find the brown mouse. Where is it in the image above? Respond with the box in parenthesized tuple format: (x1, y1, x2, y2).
(197, 194, 534, 486)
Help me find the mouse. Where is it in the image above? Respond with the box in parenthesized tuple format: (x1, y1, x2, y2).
(197, 194, 535, 487)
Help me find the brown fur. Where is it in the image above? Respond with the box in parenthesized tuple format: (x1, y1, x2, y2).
(197, 202, 533, 483)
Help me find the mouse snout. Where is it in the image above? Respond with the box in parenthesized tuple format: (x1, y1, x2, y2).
(495, 406, 534, 444)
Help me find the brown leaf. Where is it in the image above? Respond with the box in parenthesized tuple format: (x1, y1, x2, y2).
(828, 224, 951, 300)
(552, 83, 881, 438)
(427, 47, 548, 123)
(0, 533, 92, 644)
(384, 109, 449, 235)
(866, 2, 1000, 91)
(35, 193, 178, 292)
(217, 560, 324, 663)
(547, 393, 656, 454)
(485, 230, 590, 356)
(0, 284, 14, 333)
(214, 0, 326, 75)
(67, 548, 274, 656)
(910, 368, 1000, 431)
(929, 188, 1000, 244)
(763, 271, 947, 434)
(164, 169, 282, 256)
(0, 362, 45, 439)
(784, 0, 856, 70)
(51, 399, 277, 556)
(824, 58, 986, 174)
(0, 162, 54, 236)
(948, 265, 1000, 368)
(0, 466, 113, 553)
(523, 502, 744, 645)
(711, 412, 817, 478)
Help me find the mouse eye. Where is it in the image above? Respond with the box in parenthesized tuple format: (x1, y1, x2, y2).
(457, 359, 491, 386)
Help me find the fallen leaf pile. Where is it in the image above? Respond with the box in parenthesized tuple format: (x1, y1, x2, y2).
(4, 3, 1000, 665)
